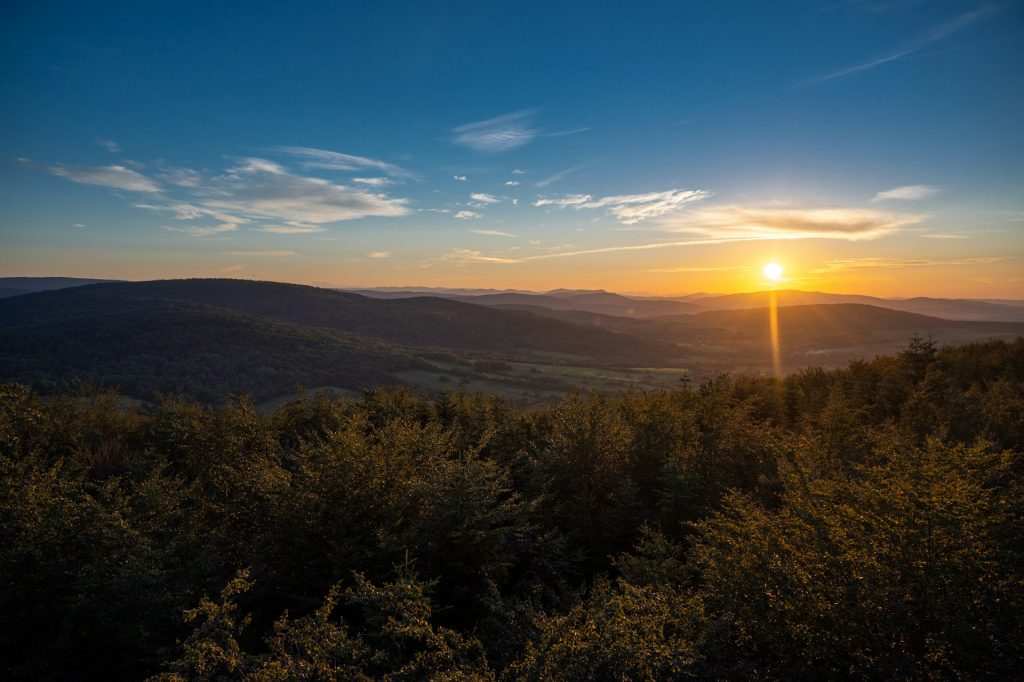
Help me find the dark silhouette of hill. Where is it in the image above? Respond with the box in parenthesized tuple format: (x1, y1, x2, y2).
(0, 278, 673, 359)
(344, 286, 1024, 322)
(690, 303, 1024, 334)
(0, 280, 679, 397)
(689, 290, 1024, 322)
(0, 299, 408, 402)
(353, 289, 700, 318)
(3, 280, 1021, 401)
(0, 276, 116, 297)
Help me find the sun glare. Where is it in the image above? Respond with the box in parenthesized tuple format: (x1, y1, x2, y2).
(763, 262, 783, 281)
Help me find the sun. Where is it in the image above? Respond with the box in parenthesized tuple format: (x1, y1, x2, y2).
(763, 262, 783, 281)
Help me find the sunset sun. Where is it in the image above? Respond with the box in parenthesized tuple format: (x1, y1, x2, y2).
(763, 262, 784, 282)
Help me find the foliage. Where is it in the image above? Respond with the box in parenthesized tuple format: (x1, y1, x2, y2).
(0, 338, 1022, 679)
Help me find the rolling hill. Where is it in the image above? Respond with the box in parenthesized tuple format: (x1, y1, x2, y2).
(0, 276, 116, 297)
(0, 279, 672, 360)
(349, 288, 701, 318)
(346, 285, 1024, 322)
(686, 290, 1024, 322)
(2, 279, 1021, 403)
(0, 279, 680, 401)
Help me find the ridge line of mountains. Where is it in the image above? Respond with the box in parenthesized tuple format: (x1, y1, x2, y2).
(1, 277, 1021, 404)
(4, 276, 1023, 321)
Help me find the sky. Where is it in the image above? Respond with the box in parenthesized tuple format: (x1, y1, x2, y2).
(1, 0, 1022, 297)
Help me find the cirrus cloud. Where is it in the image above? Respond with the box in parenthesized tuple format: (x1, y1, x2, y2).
(811, 256, 1007, 273)
(48, 163, 160, 192)
(256, 224, 326, 234)
(162, 223, 239, 237)
(200, 157, 410, 224)
(665, 205, 924, 240)
(872, 184, 941, 202)
(453, 110, 538, 152)
(471, 229, 518, 237)
(222, 250, 298, 257)
(535, 188, 711, 224)
(269, 146, 414, 178)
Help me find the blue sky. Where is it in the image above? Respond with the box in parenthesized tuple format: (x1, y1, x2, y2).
(2, 0, 1022, 296)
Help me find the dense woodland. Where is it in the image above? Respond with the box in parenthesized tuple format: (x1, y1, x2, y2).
(2, 337, 1023, 680)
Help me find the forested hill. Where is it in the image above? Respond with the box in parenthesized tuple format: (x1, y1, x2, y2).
(1, 337, 1022, 679)
(0, 276, 115, 297)
(3, 279, 1023, 404)
(0, 279, 681, 402)
(0, 278, 670, 359)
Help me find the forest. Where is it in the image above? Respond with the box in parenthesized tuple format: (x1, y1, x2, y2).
(2, 336, 1023, 680)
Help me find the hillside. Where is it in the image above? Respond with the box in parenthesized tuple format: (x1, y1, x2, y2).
(3, 339, 1023, 680)
(352, 288, 701, 318)
(689, 289, 1024, 322)
(3, 280, 1021, 402)
(0, 279, 683, 401)
(690, 302, 1024, 334)
(0, 279, 674, 360)
(0, 276, 116, 296)
(0, 299, 411, 402)
(347, 286, 1024, 322)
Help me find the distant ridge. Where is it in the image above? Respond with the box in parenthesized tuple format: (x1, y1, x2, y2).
(0, 276, 117, 298)
(1, 279, 1021, 403)
(340, 285, 1024, 322)
(0, 278, 673, 362)
(6, 276, 1023, 321)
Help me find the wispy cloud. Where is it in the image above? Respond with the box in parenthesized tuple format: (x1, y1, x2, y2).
(256, 224, 326, 234)
(163, 223, 239, 237)
(135, 202, 245, 224)
(471, 229, 518, 237)
(470, 192, 501, 204)
(454, 210, 480, 220)
(535, 194, 592, 207)
(270, 146, 414, 178)
(95, 139, 122, 152)
(352, 177, 393, 187)
(543, 127, 590, 139)
(442, 203, 928, 266)
(453, 110, 538, 152)
(872, 184, 940, 201)
(48, 163, 160, 192)
(646, 265, 741, 273)
(512, 169, 526, 175)
(453, 175, 468, 181)
(812, 256, 1008, 273)
(159, 168, 203, 188)
(664, 205, 922, 240)
(27, 147, 415, 237)
(200, 157, 410, 224)
(442, 249, 521, 264)
(72, 223, 86, 228)
(441, 237, 752, 265)
(535, 164, 585, 188)
(803, 4, 998, 85)
(584, 189, 711, 224)
(505, 180, 520, 187)
(536, 189, 711, 224)
(368, 251, 392, 258)
(222, 250, 298, 257)
(922, 233, 968, 239)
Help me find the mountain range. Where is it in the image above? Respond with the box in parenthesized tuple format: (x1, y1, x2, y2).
(1, 277, 1021, 404)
